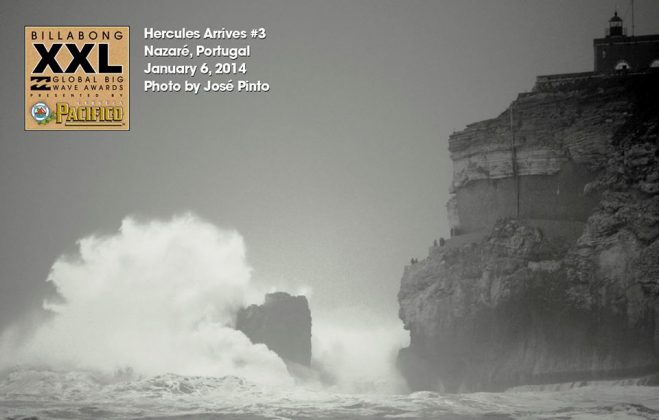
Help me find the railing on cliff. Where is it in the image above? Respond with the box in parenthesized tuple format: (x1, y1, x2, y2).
(533, 72, 600, 91)
(534, 70, 657, 92)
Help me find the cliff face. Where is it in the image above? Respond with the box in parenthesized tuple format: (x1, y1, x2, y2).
(398, 74, 659, 392)
(236, 292, 312, 367)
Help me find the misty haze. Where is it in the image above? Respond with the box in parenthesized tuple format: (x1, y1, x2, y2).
(2, 1, 659, 419)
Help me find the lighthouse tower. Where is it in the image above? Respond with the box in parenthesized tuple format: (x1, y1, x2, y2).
(606, 11, 625, 37)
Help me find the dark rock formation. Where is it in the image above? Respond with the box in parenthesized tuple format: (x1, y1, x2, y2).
(398, 74, 659, 392)
(236, 292, 312, 366)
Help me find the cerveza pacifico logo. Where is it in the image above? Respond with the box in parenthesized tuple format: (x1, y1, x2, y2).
(25, 26, 130, 130)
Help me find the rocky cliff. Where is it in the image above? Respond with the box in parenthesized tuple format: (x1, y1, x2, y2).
(236, 292, 312, 367)
(398, 73, 659, 392)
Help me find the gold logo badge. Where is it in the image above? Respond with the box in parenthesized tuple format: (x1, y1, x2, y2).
(25, 26, 129, 131)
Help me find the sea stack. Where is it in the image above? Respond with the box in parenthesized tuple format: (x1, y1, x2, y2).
(236, 292, 312, 367)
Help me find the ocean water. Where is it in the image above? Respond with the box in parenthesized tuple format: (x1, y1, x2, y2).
(2, 218, 657, 419)
(1, 369, 658, 420)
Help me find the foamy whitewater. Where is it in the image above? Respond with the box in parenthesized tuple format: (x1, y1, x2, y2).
(1, 370, 659, 419)
(1, 215, 657, 419)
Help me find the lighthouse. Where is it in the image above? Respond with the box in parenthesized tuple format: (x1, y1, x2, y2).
(593, 11, 659, 73)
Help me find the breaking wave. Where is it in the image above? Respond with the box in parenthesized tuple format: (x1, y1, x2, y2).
(0, 215, 291, 387)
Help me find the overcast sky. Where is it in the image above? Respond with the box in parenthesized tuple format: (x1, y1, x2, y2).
(1, 0, 659, 330)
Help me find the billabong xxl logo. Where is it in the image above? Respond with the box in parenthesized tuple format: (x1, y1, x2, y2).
(25, 26, 129, 130)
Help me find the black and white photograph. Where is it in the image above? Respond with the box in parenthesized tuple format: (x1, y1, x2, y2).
(1, 1, 659, 418)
